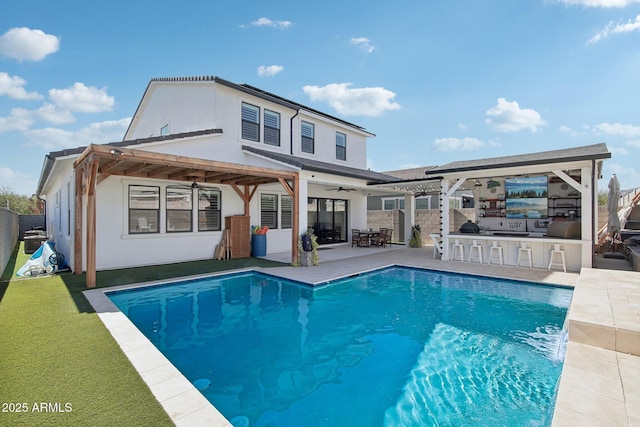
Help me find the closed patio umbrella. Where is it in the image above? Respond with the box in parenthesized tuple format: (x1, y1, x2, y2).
(607, 174, 621, 251)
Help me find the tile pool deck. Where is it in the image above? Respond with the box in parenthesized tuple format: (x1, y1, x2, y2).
(84, 245, 639, 426)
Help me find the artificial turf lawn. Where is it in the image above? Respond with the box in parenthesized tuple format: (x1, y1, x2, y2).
(0, 242, 285, 426)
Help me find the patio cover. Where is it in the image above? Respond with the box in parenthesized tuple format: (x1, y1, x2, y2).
(73, 143, 300, 288)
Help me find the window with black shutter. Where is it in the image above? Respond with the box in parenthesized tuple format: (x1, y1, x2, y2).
(260, 193, 278, 229)
(264, 109, 280, 146)
(336, 131, 346, 161)
(281, 195, 292, 229)
(301, 121, 314, 154)
(242, 102, 260, 142)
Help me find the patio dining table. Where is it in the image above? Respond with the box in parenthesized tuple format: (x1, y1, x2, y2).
(360, 230, 380, 247)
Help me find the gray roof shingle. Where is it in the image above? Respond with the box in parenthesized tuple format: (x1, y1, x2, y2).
(242, 145, 397, 184)
(423, 143, 611, 177)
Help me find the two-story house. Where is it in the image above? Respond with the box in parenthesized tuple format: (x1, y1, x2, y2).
(36, 76, 397, 286)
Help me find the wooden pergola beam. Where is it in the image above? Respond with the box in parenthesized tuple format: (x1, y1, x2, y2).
(72, 144, 300, 288)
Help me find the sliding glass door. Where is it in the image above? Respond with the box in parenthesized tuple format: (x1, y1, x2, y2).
(307, 197, 348, 244)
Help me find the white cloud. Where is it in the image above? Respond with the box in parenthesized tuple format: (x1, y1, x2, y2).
(588, 14, 640, 44)
(23, 118, 131, 150)
(485, 98, 546, 132)
(350, 37, 375, 53)
(457, 122, 468, 130)
(241, 17, 293, 29)
(0, 167, 36, 196)
(257, 65, 284, 77)
(0, 72, 43, 100)
(0, 27, 60, 61)
(603, 162, 640, 190)
(558, 0, 640, 6)
(558, 125, 581, 137)
(625, 139, 640, 147)
(433, 137, 486, 151)
(302, 83, 401, 117)
(48, 83, 115, 113)
(0, 108, 34, 133)
(594, 122, 640, 138)
(609, 146, 629, 156)
(34, 104, 76, 124)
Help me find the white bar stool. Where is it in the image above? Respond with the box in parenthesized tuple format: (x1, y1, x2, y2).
(487, 241, 503, 266)
(451, 239, 465, 261)
(516, 242, 533, 268)
(468, 240, 483, 263)
(548, 244, 567, 272)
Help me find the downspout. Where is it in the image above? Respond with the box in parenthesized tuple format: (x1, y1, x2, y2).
(290, 110, 300, 155)
(591, 159, 596, 267)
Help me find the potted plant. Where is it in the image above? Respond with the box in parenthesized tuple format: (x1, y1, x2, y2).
(409, 224, 422, 248)
(297, 229, 319, 266)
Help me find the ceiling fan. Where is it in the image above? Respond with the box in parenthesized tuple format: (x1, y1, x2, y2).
(325, 186, 357, 192)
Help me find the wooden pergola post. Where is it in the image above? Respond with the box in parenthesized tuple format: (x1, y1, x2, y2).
(85, 158, 99, 288)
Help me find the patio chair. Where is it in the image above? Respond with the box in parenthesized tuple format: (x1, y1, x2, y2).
(385, 229, 393, 246)
(372, 229, 387, 247)
(137, 217, 152, 232)
(351, 229, 361, 247)
(359, 230, 371, 247)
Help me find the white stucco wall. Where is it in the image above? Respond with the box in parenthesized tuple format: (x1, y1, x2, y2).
(125, 80, 370, 171)
(40, 79, 377, 271)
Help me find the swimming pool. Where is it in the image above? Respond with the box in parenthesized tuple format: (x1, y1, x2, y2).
(108, 266, 573, 426)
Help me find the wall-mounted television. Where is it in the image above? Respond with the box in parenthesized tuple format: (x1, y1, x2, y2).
(505, 176, 548, 219)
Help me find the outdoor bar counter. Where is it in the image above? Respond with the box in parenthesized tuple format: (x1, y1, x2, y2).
(444, 232, 586, 272)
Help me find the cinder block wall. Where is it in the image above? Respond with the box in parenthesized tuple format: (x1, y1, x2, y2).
(367, 208, 475, 246)
(0, 207, 19, 275)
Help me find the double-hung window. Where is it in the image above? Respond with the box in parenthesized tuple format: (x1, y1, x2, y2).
(301, 121, 314, 154)
(198, 188, 221, 231)
(264, 109, 280, 146)
(241, 102, 260, 142)
(281, 195, 292, 229)
(260, 194, 278, 229)
(129, 185, 160, 234)
(166, 186, 193, 232)
(336, 132, 347, 161)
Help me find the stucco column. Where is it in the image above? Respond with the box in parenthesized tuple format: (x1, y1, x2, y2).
(404, 192, 415, 247)
(298, 178, 308, 235)
(581, 166, 594, 268)
(440, 179, 450, 260)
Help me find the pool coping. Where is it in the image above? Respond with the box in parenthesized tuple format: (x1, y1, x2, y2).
(84, 261, 577, 426)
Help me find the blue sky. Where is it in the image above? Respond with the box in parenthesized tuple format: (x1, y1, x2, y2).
(1, 0, 639, 196)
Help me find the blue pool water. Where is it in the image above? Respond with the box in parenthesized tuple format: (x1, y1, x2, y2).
(108, 267, 573, 426)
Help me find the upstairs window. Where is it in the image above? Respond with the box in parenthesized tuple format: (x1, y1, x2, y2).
(336, 132, 347, 161)
(264, 109, 280, 146)
(301, 121, 314, 154)
(166, 186, 193, 232)
(260, 194, 278, 229)
(198, 188, 221, 231)
(241, 102, 260, 142)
